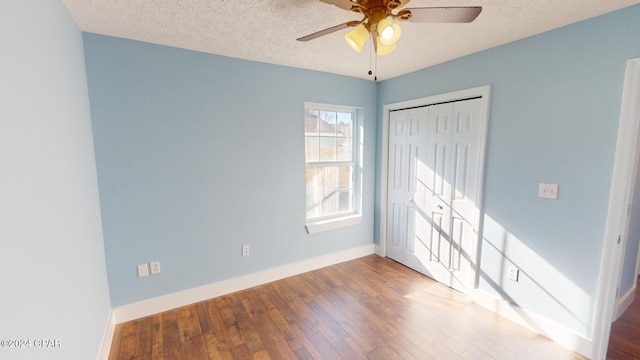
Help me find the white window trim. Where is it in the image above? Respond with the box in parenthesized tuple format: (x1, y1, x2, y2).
(304, 102, 363, 234)
(306, 214, 362, 234)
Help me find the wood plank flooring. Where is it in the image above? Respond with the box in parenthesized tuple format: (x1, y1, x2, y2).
(607, 276, 640, 360)
(109, 255, 585, 359)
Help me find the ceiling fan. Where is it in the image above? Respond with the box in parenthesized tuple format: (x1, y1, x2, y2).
(297, 0, 482, 56)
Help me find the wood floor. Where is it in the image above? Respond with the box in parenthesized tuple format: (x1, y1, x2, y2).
(109, 255, 585, 360)
(607, 276, 640, 360)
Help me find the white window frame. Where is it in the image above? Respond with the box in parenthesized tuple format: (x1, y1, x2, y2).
(304, 102, 362, 234)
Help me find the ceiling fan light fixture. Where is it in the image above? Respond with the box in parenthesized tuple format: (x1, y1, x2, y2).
(300, 2, 483, 61)
(377, 18, 402, 46)
(375, 40, 397, 56)
(344, 24, 369, 52)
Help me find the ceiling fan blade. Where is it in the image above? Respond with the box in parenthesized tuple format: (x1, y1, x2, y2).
(319, 0, 355, 11)
(297, 21, 360, 42)
(404, 6, 482, 23)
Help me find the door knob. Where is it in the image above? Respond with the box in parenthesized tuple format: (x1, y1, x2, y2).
(437, 204, 443, 210)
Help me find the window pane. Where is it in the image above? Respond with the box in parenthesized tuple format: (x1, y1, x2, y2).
(305, 110, 320, 135)
(337, 112, 353, 161)
(337, 112, 353, 138)
(306, 191, 322, 218)
(319, 111, 337, 135)
(319, 137, 337, 161)
(305, 137, 319, 162)
(322, 166, 339, 191)
(306, 165, 354, 219)
(338, 190, 353, 213)
(323, 166, 353, 216)
(322, 188, 339, 216)
(337, 166, 353, 190)
(336, 136, 352, 161)
(306, 167, 321, 193)
(306, 167, 322, 218)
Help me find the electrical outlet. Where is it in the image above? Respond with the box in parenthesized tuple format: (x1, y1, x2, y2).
(150, 261, 161, 274)
(242, 245, 250, 257)
(137, 263, 149, 278)
(538, 183, 559, 199)
(508, 266, 519, 282)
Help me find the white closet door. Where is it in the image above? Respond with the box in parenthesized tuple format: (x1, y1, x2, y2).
(416, 102, 454, 284)
(386, 109, 408, 263)
(400, 107, 430, 275)
(387, 98, 484, 293)
(447, 98, 483, 292)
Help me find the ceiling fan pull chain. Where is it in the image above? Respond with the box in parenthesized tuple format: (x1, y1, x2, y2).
(368, 36, 374, 77)
(366, 36, 378, 81)
(375, 54, 378, 81)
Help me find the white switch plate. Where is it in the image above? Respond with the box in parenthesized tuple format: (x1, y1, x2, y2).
(150, 261, 161, 274)
(137, 263, 149, 277)
(538, 183, 559, 199)
(508, 266, 520, 282)
(242, 245, 250, 257)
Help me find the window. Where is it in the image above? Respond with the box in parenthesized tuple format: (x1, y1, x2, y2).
(304, 103, 362, 233)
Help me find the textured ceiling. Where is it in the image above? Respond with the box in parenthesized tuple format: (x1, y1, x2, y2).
(62, 0, 640, 81)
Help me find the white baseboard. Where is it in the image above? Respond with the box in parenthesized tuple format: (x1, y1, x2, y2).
(471, 289, 593, 359)
(375, 244, 384, 256)
(113, 244, 375, 323)
(97, 309, 116, 360)
(616, 285, 636, 320)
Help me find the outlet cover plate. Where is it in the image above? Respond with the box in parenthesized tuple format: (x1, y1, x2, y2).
(538, 183, 558, 200)
(150, 261, 161, 274)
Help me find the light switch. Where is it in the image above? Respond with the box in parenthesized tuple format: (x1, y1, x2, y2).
(538, 183, 558, 200)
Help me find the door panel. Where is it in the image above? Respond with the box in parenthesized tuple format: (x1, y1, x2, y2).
(405, 107, 434, 276)
(386, 110, 408, 262)
(416, 103, 454, 283)
(447, 99, 483, 291)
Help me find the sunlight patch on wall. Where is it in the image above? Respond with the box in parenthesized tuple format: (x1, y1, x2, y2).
(480, 214, 593, 337)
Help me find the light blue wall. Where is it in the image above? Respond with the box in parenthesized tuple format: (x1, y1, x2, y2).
(377, 5, 640, 338)
(0, 2, 111, 359)
(83, 34, 377, 307)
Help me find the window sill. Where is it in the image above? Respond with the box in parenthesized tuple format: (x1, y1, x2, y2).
(306, 214, 362, 234)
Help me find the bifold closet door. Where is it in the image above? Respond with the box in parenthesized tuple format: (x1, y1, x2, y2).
(387, 98, 483, 293)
